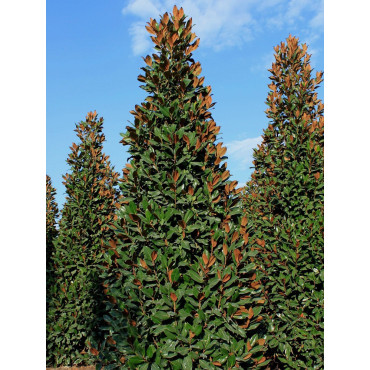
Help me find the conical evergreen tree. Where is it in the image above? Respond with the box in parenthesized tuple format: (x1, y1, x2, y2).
(243, 36, 324, 368)
(46, 111, 120, 367)
(102, 7, 267, 369)
(46, 174, 59, 307)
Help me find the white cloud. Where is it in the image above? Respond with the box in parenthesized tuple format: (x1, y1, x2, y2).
(122, 0, 259, 55)
(256, 0, 284, 12)
(262, 0, 323, 37)
(176, 0, 257, 50)
(286, 0, 312, 21)
(226, 136, 262, 171)
(122, 0, 161, 18)
(257, 0, 324, 72)
(310, 6, 324, 30)
(121, 0, 323, 60)
(129, 21, 154, 56)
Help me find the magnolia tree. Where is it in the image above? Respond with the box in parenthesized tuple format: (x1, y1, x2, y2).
(244, 36, 324, 368)
(47, 112, 120, 367)
(101, 7, 268, 369)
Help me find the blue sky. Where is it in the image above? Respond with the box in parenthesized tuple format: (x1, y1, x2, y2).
(47, 0, 324, 209)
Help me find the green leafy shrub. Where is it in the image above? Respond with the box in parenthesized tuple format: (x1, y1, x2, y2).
(243, 35, 324, 368)
(46, 111, 120, 367)
(100, 7, 267, 369)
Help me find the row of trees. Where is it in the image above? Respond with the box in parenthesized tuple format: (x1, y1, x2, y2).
(47, 6, 323, 369)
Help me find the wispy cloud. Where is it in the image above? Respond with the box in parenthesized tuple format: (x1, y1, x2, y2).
(310, 7, 324, 29)
(253, 0, 324, 72)
(263, 0, 323, 32)
(122, 0, 161, 18)
(226, 136, 262, 172)
(122, 0, 258, 55)
(122, 0, 323, 56)
(128, 21, 154, 56)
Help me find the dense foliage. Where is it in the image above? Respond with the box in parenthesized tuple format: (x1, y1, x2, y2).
(46, 174, 59, 308)
(46, 112, 120, 367)
(100, 7, 268, 369)
(243, 36, 324, 368)
(45, 9, 324, 368)
(46, 175, 59, 255)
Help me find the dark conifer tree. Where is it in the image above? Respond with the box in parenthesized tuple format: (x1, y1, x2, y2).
(244, 36, 324, 368)
(102, 7, 267, 369)
(46, 111, 120, 367)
